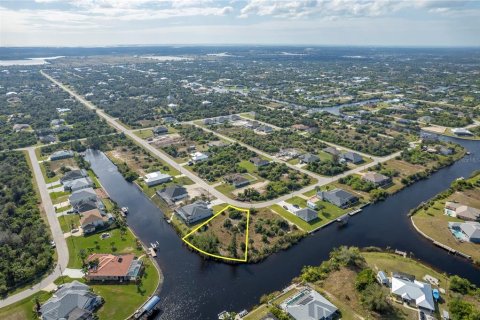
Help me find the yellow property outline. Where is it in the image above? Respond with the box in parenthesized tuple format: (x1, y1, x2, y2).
(182, 204, 250, 262)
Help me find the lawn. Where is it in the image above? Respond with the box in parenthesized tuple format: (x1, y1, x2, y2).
(133, 129, 154, 139)
(59, 214, 80, 233)
(270, 204, 326, 232)
(52, 194, 69, 205)
(66, 228, 142, 268)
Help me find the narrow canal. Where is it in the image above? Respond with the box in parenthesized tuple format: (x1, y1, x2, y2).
(85, 136, 480, 320)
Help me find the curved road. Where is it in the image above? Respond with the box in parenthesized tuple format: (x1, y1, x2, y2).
(41, 70, 403, 209)
(0, 147, 69, 308)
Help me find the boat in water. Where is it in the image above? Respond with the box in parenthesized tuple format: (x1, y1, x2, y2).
(121, 207, 129, 214)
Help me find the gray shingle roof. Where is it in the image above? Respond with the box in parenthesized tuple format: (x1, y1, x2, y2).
(295, 208, 318, 222)
(283, 289, 337, 320)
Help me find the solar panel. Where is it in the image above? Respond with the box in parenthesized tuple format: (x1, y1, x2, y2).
(298, 296, 314, 305)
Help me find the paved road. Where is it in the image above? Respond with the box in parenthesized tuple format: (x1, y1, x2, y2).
(41, 70, 402, 209)
(0, 147, 69, 308)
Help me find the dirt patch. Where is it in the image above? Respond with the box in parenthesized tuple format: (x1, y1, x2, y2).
(450, 190, 480, 208)
(50, 158, 78, 172)
(95, 188, 109, 199)
(184, 184, 209, 199)
(150, 133, 183, 147)
(232, 181, 269, 196)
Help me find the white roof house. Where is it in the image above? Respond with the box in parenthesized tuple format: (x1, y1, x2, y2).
(144, 171, 172, 187)
(391, 277, 435, 312)
(281, 289, 338, 320)
(191, 152, 208, 163)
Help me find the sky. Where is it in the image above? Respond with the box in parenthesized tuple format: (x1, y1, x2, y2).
(1, 0, 479, 47)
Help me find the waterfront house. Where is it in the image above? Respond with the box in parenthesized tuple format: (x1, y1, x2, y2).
(341, 152, 364, 164)
(307, 199, 318, 210)
(295, 208, 318, 222)
(281, 288, 338, 320)
(85, 253, 143, 282)
(377, 271, 389, 286)
(175, 201, 213, 224)
(73, 198, 105, 214)
(299, 153, 320, 164)
(144, 171, 172, 187)
(157, 185, 188, 204)
(362, 172, 392, 187)
(40, 281, 102, 320)
(80, 209, 112, 234)
(444, 202, 480, 221)
(63, 177, 94, 192)
(69, 188, 98, 207)
(318, 188, 359, 208)
(449, 221, 480, 243)
(50, 150, 74, 161)
(250, 157, 270, 167)
(452, 128, 473, 136)
(391, 276, 435, 313)
(61, 169, 88, 184)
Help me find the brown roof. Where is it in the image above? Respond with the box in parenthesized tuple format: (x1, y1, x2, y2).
(87, 253, 135, 277)
(80, 209, 105, 227)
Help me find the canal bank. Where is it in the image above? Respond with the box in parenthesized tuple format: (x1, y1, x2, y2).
(85, 135, 480, 320)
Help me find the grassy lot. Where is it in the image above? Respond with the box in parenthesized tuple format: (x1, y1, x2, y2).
(412, 193, 480, 262)
(240, 112, 255, 120)
(50, 191, 70, 201)
(243, 288, 300, 320)
(59, 213, 80, 233)
(133, 129, 154, 139)
(0, 291, 52, 320)
(66, 228, 142, 268)
(52, 195, 69, 205)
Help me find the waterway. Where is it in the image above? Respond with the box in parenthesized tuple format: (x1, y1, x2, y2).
(84, 136, 480, 320)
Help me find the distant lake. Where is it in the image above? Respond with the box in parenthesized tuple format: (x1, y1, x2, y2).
(0, 56, 65, 66)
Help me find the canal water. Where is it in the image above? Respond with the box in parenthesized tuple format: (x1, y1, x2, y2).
(84, 136, 480, 320)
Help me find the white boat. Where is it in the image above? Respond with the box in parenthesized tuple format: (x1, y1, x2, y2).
(218, 311, 228, 319)
(121, 207, 129, 214)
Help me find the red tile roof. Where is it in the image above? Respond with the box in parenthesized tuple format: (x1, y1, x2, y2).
(86, 253, 135, 277)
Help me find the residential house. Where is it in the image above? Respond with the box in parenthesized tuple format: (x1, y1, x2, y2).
(250, 157, 270, 167)
(162, 116, 177, 124)
(191, 151, 209, 163)
(39, 134, 56, 144)
(224, 174, 250, 188)
(50, 119, 66, 127)
(80, 209, 112, 234)
(391, 277, 435, 313)
(156, 185, 188, 204)
(12, 123, 29, 132)
(452, 128, 473, 136)
(342, 151, 364, 164)
(61, 169, 88, 184)
(63, 177, 94, 192)
(439, 147, 453, 156)
(73, 198, 105, 214)
(50, 150, 74, 161)
(281, 288, 338, 320)
(256, 125, 273, 133)
(295, 208, 318, 222)
(69, 188, 98, 207)
(323, 146, 340, 156)
(152, 126, 168, 135)
(377, 271, 389, 286)
(40, 281, 102, 320)
(175, 201, 213, 224)
(299, 153, 320, 164)
(362, 172, 392, 187)
(307, 199, 318, 210)
(449, 221, 480, 243)
(85, 253, 143, 282)
(318, 188, 359, 208)
(144, 171, 172, 187)
(291, 124, 310, 131)
(444, 202, 480, 221)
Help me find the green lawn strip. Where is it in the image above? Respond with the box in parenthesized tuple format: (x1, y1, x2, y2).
(133, 129, 154, 139)
(240, 112, 255, 120)
(102, 198, 115, 212)
(59, 214, 80, 233)
(317, 150, 333, 161)
(215, 183, 236, 198)
(238, 159, 257, 174)
(87, 170, 102, 188)
(0, 291, 52, 320)
(52, 195, 70, 205)
(243, 304, 269, 320)
(66, 228, 142, 268)
(285, 196, 307, 208)
(50, 191, 70, 201)
(56, 205, 72, 213)
(93, 259, 159, 320)
(303, 188, 318, 197)
(287, 158, 300, 165)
